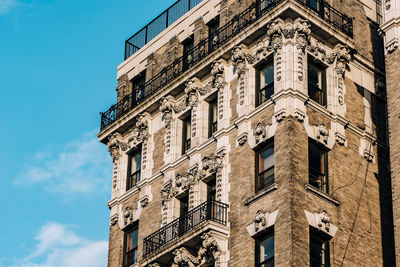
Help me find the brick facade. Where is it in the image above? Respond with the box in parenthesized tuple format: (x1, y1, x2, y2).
(99, 0, 396, 266)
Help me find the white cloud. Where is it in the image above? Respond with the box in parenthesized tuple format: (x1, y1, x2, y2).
(14, 130, 112, 196)
(0, 0, 19, 14)
(5, 222, 107, 267)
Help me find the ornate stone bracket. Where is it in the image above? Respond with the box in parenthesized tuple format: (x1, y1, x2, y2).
(316, 124, 329, 144)
(246, 210, 279, 237)
(305, 210, 338, 238)
(232, 45, 251, 105)
(171, 233, 222, 267)
(237, 132, 248, 147)
(335, 132, 347, 146)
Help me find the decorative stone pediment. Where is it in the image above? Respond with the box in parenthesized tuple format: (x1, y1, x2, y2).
(123, 206, 135, 226)
(305, 210, 338, 237)
(247, 210, 279, 237)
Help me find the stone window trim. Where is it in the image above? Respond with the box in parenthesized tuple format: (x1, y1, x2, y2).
(307, 56, 328, 107)
(254, 56, 275, 107)
(246, 210, 279, 238)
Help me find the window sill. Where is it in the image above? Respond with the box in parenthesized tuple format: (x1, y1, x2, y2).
(244, 183, 278, 206)
(305, 184, 340, 206)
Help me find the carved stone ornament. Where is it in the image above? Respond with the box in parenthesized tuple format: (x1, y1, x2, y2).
(364, 150, 374, 162)
(254, 210, 267, 232)
(211, 60, 225, 90)
(161, 182, 174, 206)
(107, 133, 121, 163)
(254, 123, 267, 145)
(335, 132, 346, 146)
(148, 263, 161, 267)
(199, 152, 225, 181)
(385, 0, 391, 10)
(160, 96, 174, 129)
(255, 39, 269, 61)
(123, 207, 135, 226)
(232, 45, 247, 77)
(171, 233, 221, 267)
(316, 124, 329, 144)
(294, 110, 306, 123)
(386, 40, 399, 54)
(140, 197, 149, 208)
(184, 78, 199, 107)
(237, 132, 248, 146)
(110, 215, 118, 226)
(275, 110, 287, 123)
(172, 247, 200, 267)
(316, 210, 331, 232)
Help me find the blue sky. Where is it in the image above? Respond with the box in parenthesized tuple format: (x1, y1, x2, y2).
(0, 0, 176, 266)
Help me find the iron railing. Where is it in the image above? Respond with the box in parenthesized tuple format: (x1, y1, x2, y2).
(143, 199, 229, 257)
(100, 0, 353, 130)
(125, 0, 203, 60)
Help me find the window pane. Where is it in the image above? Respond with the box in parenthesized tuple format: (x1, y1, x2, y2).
(260, 235, 274, 261)
(309, 144, 322, 173)
(211, 101, 218, 122)
(260, 64, 274, 87)
(127, 229, 138, 251)
(260, 147, 274, 172)
(308, 65, 320, 87)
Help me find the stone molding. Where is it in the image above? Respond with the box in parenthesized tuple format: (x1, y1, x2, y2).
(304, 210, 338, 238)
(246, 210, 279, 237)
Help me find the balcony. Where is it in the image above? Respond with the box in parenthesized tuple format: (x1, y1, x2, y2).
(125, 0, 204, 60)
(143, 200, 229, 259)
(100, 0, 353, 131)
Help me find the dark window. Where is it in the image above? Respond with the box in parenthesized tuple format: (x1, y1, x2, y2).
(208, 17, 220, 51)
(310, 229, 330, 267)
(308, 62, 327, 106)
(209, 98, 218, 137)
(256, 141, 274, 192)
(256, 61, 274, 106)
(127, 148, 142, 191)
(183, 37, 194, 71)
(124, 226, 138, 266)
(178, 194, 189, 235)
(308, 140, 328, 193)
(131, 71, 146, 104)
(256, 231, 274, 267)
(207, 177, 217, 201)
(182, 114, 192, 154)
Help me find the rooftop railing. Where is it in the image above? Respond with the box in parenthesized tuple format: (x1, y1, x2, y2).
(101, 0, 353, 130)
(125, 0, 203, 60)
(143, 199, 229, 257)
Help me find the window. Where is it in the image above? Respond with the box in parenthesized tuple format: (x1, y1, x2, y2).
(131, 71, 146, 104)
(208, 98, 218, 137)
(124, 226, 138, 266)
(256, 232, 274, 267)
(127, 148, 142, 191)
(256, 61, 274, 106)
(183, 37, 194, 71)
(178, 194, 189, 235)
(208, 17, 220, 51)
(207, 178, 216, 201)
(308, 61, 326, 106)
(310, 229, 330, 267)
(182, 114, 192, 154)
(256, 141, 274, 192)
(308, 140, 328, 193)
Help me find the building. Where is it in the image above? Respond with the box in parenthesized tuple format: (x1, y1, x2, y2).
(98, 0, 398, 266)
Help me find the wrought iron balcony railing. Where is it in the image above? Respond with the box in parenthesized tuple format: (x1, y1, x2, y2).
(143, 200, 229, 257)
(100, 0, 353, 130)
(125, 0, 203, 60)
